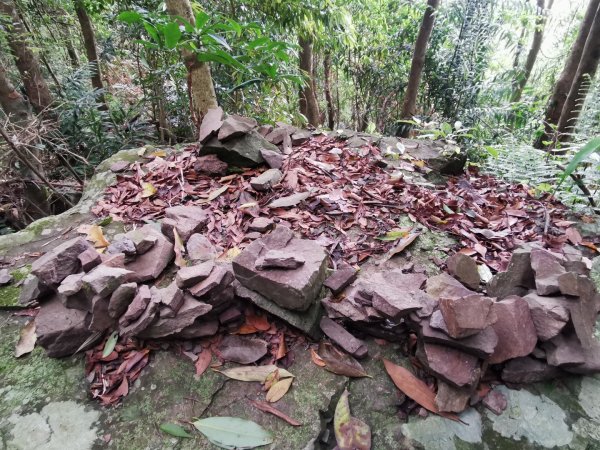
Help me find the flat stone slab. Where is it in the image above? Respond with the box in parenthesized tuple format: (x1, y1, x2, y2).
(417, 342, 481, 388)
(124, 226, 174, 282)
(31, 237, 92, 287)
(531, 248, 566, 295)
(446, 253, 480, 290)
(489, 296, 537, 364)
(439, 294, 496, 339)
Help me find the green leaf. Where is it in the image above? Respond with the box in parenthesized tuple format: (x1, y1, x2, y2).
(207, 33, 232, 51)
(555, 137, 600, 191)
(160, 423, 193, 438)
(376, 229, 409, 241)
(484, 146, 498, 157)
(441, 122, 452, 136)
(102, 331, 119, 358)
(195, 11, 210, 30)
(117, 11, 142, 24)
(163, 22, 182, 49)
(193, 417, 273, 449)
(143, 22, 160, 44)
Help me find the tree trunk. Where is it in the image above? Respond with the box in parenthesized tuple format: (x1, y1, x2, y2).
(511, 0, 551, 103)
(535, 0, 600, 148)
(397, 0, 440, 137)
(323, 51, 335, 130)
(298, 35, 320, 127)
(555, 4, 600, 143)
(73, 0, 107, 109)
(0, 62, 30, 125)
(165, 0, 218, 131)
(0, 0, 54, 114)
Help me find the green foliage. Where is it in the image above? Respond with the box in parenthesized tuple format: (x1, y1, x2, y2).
(556, 137, 600, 191)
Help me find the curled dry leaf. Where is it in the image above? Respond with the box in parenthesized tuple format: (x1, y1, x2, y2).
(266, 377, 293, 403)
(310, 348, 326, 367)
(318, 342, 370, 378)
(248, 399, 302, 426)
(195, 349, 212, 378)
(173, 228, 187, 268)
(15, 320, 36, 357)
(334, 389, 371, 450)
(276, 332, 287, 360)
(78, 224, 109, 248)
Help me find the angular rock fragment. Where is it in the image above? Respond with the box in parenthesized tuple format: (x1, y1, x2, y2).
(233, 226, 327, 311)
(248, 217, 274, 233)
(435, 381, 470, 413)
(35, 295, 94, 357)
(361, 271, 427, 320)
(161, 205, 208, 243)
(483, 390, 507, 415)
(235, 282, 323, 339)
(543, 332, 585, 367)
(219, 306, 242, 324)
(200, 130, 279, 167)
(106, 237, 136, 261)
(417, 342, 481, 388)
(31, 237, 92, 286)
(250, 168, 282, 192)
(101, 253, 126, 268)
(487, 245, 537, 299)
(260, 148, 285, 169)
(108, 282, 137, 318)
(124, 229, 158, 255)
(255, 249, 305, 270)
(194, 154, 228, 176)
(199, 107, 224, 143)
(446, 253, 480, 289)
(81, 266, 132, 298)
(218, 115, 257, 141)
(18, 274, 51, 306)
(119, 285, 152, 327)
(89, 296, 114, 331)
(501, 356, 562, 383)
(176, 261, 215, 289)
(530, 248, 566, 295)
(523, 292, 569, 341)
(489, 296, 537, 364)
(320, 317, 368, 359)
(186, 234, 218, 262)
(265, 126, 292, 145)
(439, 294, 496, 339)
(124, 226, 174, 282)
(137, 294, 212, 339)
(173, 319, 219, 339)
(257, 124, 273, 136)
(151, 282, 184, 317)
(57, 272, 90, 311)
(426, 273, 474, 300)
(323, 262, 357, 295)
(558, 272, 580, 296)
(189, 265, 234, 298)
(291, 129, 311, 146)
(413, 291, 438, 318)
(120, 300, 158, 338)
(219, 335, 268, 364)
(570, 277, 600, 348)
(78, 248, 102, 272)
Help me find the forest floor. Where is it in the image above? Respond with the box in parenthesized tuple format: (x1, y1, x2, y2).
(1, 130, 600, 449)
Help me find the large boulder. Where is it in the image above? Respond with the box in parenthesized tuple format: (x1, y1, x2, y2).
(31, 237, 92, 286)
(232, 226, 327, 311)
(200, 130, 280, 167)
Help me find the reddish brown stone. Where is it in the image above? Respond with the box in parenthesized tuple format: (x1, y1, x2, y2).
(248, 217, 274, 233)
(186, 234, 218, 262)
(124, 226, 174, 282)
(320, 317, 368, 359)
(255, 250, 305, 270)
(435, 381, 470, 413)
(483, 390, 507, 415)
(108, 282, 137, 319)
(89, 296, 114, 331)
(218, 115, 257, 141)
(439, 294, 496, 339)
(161, 205, 209, 243)
(174, 319, 220, 339)
(219, 306, 242, 324)
(543, 332, 586, 367)
(489, 296, 537, 364)
(198, 107, 223, 143)
(176, 261, 215, 289)
(530, 248, 566, 295)
(189, 265, 234, 298)
(418, 342, 481, 388)
(219, 335, 268, 364)
(151, 282, 184, 317)
(81, 266, 132, 298)
(501, 356, 562, 383)
(523, 292, 569, 341)
(32, 237, 92, 286)
(119, 285, 151, 327)
(420, 318, 498, 359)
(78, 247, 101, 272)
(558, 272, 580, 296)
(194, 154, 228, 176)
(120, 300, 158, 338)
(446, 253, 480, 289)
(260, 149, 285, 169)
(426, 272, 474, 300)
(323, 262, 357, 295)
(487, 245, 537, 299)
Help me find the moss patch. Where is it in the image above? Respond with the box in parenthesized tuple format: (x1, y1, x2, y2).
(0, 266, 30, 307)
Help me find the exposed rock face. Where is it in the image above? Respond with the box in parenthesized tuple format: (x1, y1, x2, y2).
(446, 253, 480, 289)
(530, 248, 566, 295)
(78, 248, 102, 272)
(81, 266, 132, 298)
(435, 381, 470, 413)
(233, 226, 327, 311)
(19, 274, 51, 306)
(218, 115, 257, 141)
(438, 294, 496, 339)
(57, 272, 90, 311)
(426, 273, 474, 300)
(558, 272, 580, 296)
(124, 226, 174, 282)
(320, 317, 368, 359)
(489, 296, 537, 364)
(198, 107, 224, 143)
(543, 332, 586, 367)
(260, 149, 285, 169)
(120, 299, 158, 338)
(501, 356, 562, 383)
(255, 250, 304, 270)
(487, 245, 537, 299)
(119, 285, 152, 327)
(522, 292, 569, 341)
(176, 261, 215, 289)
(31, 237, 92, 286)
(151, 282, 184, 317)
(35, 295, 94, 357)
(250, 169, 282, 191)
(194, 154, 228, 176)
(108, 283, 137, 318)
(200, 130, 280, 167)
(161, 206, 209, 243)
(189, 265, 234, 298)
(323, 262, 357, 295)
(186, 234, 218, 262)
(418, 342, 481, 388)
(90, 296, 114, 331)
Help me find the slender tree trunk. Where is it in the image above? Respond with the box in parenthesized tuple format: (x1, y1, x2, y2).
(73, 0, 107, 109)
(298, 35, 320, 127)
(165, 0, 218, 132)
(535, 0, 600, 148)
(323, 52, 335, 130)
(0, 62, 30, 125)
(555, 4, 600, 143)
(0, 0, 54, 114)
(511, 0, 552, 103)
(397, 0, 440, 137)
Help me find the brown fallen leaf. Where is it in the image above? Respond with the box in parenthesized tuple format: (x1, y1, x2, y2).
(276, 332, 287, 360)
(173, 228, 187, 268)
(195, 349, 212, 378)
(378, 231, 420, 264)
(382, 359, 458, 421)
(266, 377, 293, 403)
(310, 348, 326, 367)
(15, 320, 36, 357)
(248, 399, 302, 426)
(78, 224, 109, 248)
(246, 313, 271, 331)
(334, 389, 371, 450)
(216, 365, 294, 382)
(318, 342, 370, 378)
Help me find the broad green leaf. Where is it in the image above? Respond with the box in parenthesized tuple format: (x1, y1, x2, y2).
(163, 22, 182, 49)
(441, 122, 452, 135)
(194, 11, 210, 30)
(484, 146, 498, 157)
(334, 390, 371, 450)
(160, 423, 192, 438)
(216, 365, 294, 382)
(102, 331, 119, 358)
(193, 417, 273, 449)
(143, 22, 160, 44)
(117, 11, 142, 24)
(376, 229, 409, 241)
(555, 137, 600, 190)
